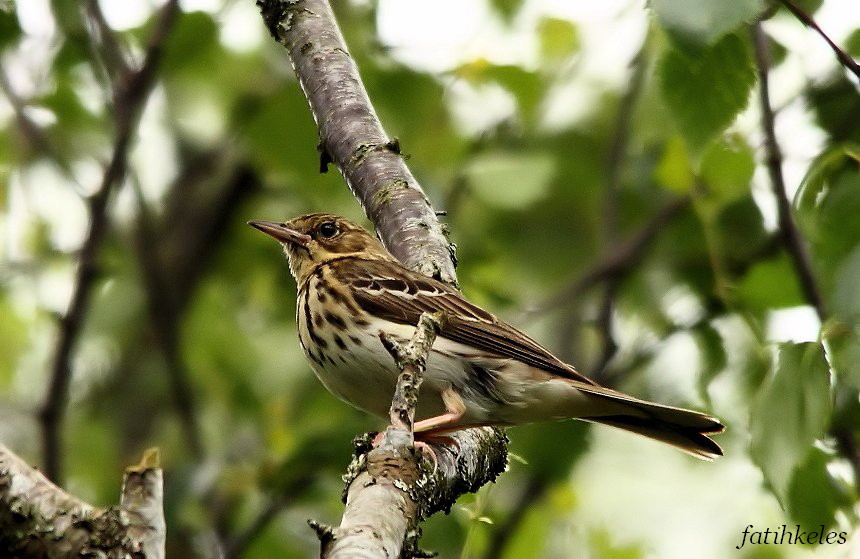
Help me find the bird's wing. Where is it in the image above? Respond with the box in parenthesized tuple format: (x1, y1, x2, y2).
(335, 258, 599, 386)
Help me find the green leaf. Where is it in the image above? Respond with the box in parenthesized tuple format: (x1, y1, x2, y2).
(699, 133, 754, 206)
(750, 342, 831, 505)
(807, 75, 860, 143)
(650, 0, 762, 46)
(823, 319, 860, 391)
(832, 245, 860, 323)
(0, 2, 20, 48)
(489, 0, 524, 22)
(464, 151, 555, 209)
(787, 446, 853, 532)
(538, 18, 579, 61)
(456, 60, 544, 124)
(794, 144, 860, 220)
(847, 29, 860, 58)
(735, 255, 805, 311)
(694, 323, 727, 405)
(654, 135, 695, 193)
(658, 33, 756, 154)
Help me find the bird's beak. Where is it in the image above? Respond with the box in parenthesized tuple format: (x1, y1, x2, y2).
(248, 220, 312, 247)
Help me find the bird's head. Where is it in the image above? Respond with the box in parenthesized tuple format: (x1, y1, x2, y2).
(249, 213, 395, 284)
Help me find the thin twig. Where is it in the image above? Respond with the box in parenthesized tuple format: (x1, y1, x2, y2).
(0, 63, 57, 160)
(777, 0, 860, 81)
(592, 44, 648, 381)
(38, 0, 180, 483)
(528, 196, 691, 319)
(379, 311, 446, 443)
(753, 22, 860, 490)
(751, 23, 826, 321)
(84, 0, 131, 79)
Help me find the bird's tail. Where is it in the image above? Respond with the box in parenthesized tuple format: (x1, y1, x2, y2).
(577, 386, 724, 460)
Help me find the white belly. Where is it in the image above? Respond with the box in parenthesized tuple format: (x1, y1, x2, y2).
(299, 311, 518, 423)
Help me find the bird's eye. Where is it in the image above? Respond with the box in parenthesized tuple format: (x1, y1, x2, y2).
(318, 221, 338, 238)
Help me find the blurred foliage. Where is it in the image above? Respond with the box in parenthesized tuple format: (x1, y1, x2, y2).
(0, 0, 858, 558)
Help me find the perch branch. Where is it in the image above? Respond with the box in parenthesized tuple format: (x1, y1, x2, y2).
(592, 44, 648, 380)
(316, 313, 507, 559)
(0, 443, 165, 558)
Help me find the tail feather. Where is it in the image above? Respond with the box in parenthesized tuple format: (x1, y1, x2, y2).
(579, 388, 724, 460)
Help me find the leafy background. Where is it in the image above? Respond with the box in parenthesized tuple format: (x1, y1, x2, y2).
(1, 0, 859, 557)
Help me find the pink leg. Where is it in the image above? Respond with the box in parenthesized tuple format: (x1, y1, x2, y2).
(413, 385, 466, 433)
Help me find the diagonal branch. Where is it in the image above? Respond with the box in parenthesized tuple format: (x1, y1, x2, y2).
(529, 196, 692, 318)
(592, 44, 648, 380)
(256, 0, 458, 286)
(777, 0, 860, 81)
(38, 0, 180, 484)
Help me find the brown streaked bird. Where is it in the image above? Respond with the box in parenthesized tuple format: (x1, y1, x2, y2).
(249, 213, 724, 459)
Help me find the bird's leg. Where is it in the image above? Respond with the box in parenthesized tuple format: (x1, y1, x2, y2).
(414, 385, 465, 434)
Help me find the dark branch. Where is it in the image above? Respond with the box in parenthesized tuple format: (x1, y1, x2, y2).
(131, 178, 204, 459)
(530, 196, 691, 318)
(38, 0, 180, 483)
(751, 23, 826, 321)
(777, 0, 860, 81)
(592, 44, 648, 381)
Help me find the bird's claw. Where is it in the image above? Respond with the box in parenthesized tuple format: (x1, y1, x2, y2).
(370, 432, 440, 473)
(413, 440, 439, 474)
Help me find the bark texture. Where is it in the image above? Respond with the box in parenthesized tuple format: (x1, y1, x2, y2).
(0, 444, 165, 558)
(256, 0, 458, 286)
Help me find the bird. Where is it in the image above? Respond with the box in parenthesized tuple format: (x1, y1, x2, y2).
(249, 213, 724, 459)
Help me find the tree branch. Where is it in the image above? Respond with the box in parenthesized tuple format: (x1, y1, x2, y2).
(777, 0, 860, 81)
(592, 44, 648, 381)
(751, 23, 826, 321)
(0, 444, 165, 558)
(256, 1, 510, 556)
(379, 312, 447, 442)
(255, 0, 458, 286)
(131, 177, 204, 460)
(321, 428, 507, 559)
(37, 0, 180, 484)
(529, 196, 692, 318)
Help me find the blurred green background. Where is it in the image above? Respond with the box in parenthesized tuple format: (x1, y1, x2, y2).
(1, 0, 859, 557)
